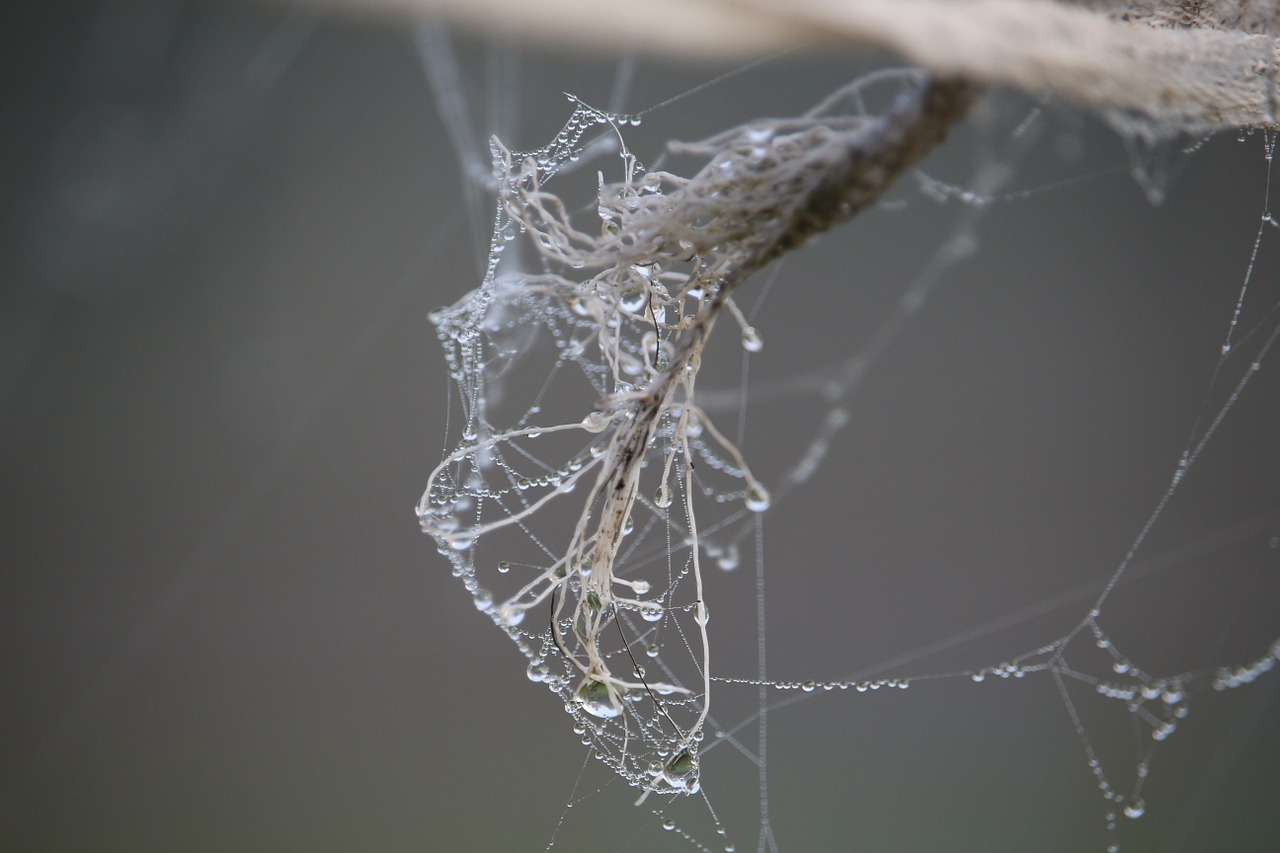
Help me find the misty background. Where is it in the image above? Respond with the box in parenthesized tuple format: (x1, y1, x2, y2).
(3, 2, 1278, 851)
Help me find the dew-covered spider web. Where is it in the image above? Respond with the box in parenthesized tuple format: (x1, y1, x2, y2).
(417, 32, 1280, 853)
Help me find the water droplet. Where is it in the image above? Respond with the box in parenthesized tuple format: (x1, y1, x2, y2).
(744, 484, 771, 512)
(663, 750, 698, 787)
(527, 661, 549, 682)
(498, 605, 524, 627)
(630, 579, 651, 595)
(716, 545, 740, 571)
(661, 818, 676, 831)
(497, 561, 510, 573)
(581, 411, 609, 432)
(1113, 659, 1131, 675)
(645, 644, 660, 658)
(575, 678, 621, 719)
(622, 516, 635, 535)
(654, 484, 673, 508)
(472, 589, 493, 611)
(621, 286, 648, 313)
(1123, 797, 1145, 819)
(741, 326, 763, 352)
(641, 604, 664, 623)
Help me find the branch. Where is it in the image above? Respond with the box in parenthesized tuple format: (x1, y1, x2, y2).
(298, 0, 1279, 136)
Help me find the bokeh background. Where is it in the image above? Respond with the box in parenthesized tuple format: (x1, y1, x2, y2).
(3, 2, 1278, 851)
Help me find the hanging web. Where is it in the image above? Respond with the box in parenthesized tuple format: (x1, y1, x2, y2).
(417, 46, 1280, 853)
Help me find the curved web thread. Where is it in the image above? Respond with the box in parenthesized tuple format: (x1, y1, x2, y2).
(418, 51, 1280, 851)
(710, 127, 1280, 852)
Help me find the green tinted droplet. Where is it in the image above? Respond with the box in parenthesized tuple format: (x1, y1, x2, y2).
(575, 679, 621, 719)
(716, 544, 740, 571)
(664, 749, 696, 781)
(623, 287, 649, 313)
(1123, 797, 1146, 819)
(661, 748, 701, 793)
(744, 484, 771, 512)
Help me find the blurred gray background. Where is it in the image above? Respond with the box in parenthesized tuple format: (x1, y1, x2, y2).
(3, 2, 1278, 851)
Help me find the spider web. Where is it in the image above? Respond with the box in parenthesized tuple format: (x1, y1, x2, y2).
(418, 32, 1280, 853)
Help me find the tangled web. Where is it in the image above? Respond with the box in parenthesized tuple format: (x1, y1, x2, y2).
(418, 64, 1280, 851)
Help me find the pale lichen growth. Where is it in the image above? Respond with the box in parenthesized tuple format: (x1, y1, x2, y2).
(418, 72, 975, 798)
